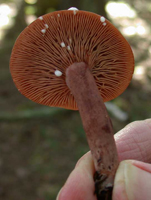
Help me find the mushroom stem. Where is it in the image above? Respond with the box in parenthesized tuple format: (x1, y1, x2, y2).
(66, 62, 119, 200)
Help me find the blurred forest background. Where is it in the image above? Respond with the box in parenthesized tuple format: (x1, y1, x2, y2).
(0, 0, 151, 199)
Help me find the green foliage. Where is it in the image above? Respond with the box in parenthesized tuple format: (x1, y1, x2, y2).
(25, 5, 37, 15)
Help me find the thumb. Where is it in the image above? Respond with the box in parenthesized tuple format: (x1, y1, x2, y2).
(113, 160, 151, 200)
(56, 152, 97, 200)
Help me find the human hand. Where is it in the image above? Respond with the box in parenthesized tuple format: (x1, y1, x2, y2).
(56, 119, 151, 200)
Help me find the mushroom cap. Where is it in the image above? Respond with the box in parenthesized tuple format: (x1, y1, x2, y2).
(10, 10, 134, 110)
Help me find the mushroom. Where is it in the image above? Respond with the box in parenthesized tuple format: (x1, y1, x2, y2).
(10, 9, 134, 199)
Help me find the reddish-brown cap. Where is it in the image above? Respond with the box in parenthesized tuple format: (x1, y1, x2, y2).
(10, 9, 134, 110)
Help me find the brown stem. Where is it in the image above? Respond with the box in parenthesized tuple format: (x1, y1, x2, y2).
(66, 62, 119, 199)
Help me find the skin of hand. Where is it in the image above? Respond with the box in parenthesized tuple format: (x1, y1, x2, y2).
(56, 119, 151, 200)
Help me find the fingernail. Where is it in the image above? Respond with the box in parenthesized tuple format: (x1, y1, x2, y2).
(113, 160, 151, 200)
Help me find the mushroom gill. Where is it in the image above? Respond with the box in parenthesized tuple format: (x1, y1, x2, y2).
(10, 10, 134, 110)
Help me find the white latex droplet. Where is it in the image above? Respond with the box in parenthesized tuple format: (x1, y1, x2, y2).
(54, 70, 62, 77)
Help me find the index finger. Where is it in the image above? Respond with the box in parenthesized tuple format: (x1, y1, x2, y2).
(115, 119, 151, 163)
